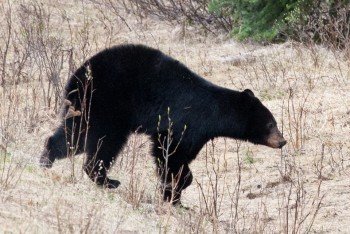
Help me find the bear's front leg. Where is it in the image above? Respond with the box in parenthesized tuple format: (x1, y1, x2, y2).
(83, 158, 121, 189)
(83, 127, 128, 189)
(157, 160, 193, 205)
(151, 138, 194, 205)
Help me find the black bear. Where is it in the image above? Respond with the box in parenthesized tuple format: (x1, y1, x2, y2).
(40, 44, 286, 204)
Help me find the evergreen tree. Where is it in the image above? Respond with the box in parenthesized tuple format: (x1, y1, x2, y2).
(209, 0, 350, 43)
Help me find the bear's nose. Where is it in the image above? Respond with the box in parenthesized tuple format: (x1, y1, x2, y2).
(278, 139, 287, 148)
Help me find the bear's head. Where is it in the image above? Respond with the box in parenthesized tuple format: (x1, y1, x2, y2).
(240, 89, 287, 149)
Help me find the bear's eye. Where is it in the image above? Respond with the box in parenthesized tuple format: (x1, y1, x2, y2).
(267, 122, 274, 129)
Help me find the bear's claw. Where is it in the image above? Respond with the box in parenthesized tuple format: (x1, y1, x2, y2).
(103, 179, 121, 189)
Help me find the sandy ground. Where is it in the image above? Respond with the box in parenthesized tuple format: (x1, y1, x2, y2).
(0, 1, 349, 233)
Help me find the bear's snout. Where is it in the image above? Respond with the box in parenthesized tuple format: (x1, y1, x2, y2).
(266, 129, 287, 149)
(39, 147, 54, 168)
(277, 138, 287, 148)
(39, 156, 53, 168)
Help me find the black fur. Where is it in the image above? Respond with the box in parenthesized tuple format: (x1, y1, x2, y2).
(40, 44, 286, 204)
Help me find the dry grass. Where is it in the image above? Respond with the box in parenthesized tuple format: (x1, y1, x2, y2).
(0, 0, 349, 233)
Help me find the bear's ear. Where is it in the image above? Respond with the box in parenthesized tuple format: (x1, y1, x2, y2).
(243, 89, 255, 97)
(239, 89, 255, 107)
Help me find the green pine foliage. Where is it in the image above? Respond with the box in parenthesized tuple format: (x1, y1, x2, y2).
(208, 0, 298, 41)
(208, 0, 350, 44)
